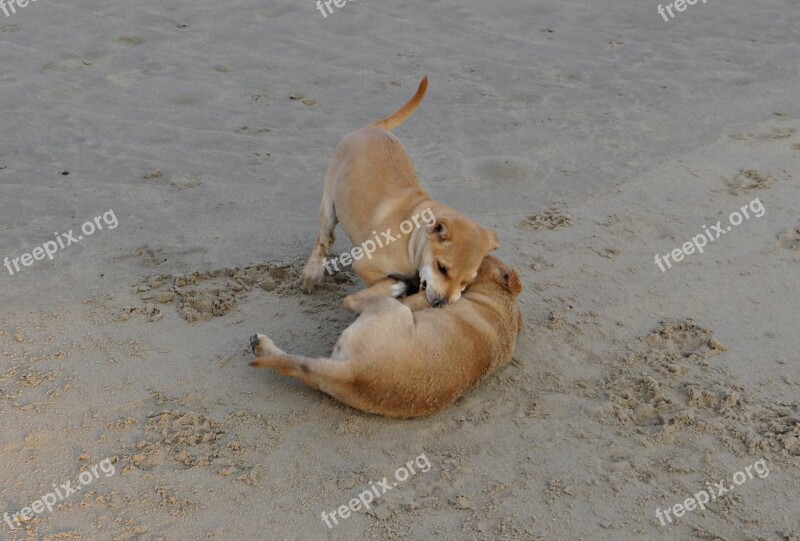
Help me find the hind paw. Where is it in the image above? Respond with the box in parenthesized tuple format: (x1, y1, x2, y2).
(250, 333, 279, 356)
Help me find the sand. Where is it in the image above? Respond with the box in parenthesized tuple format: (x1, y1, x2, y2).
(1, 0, 799, 539)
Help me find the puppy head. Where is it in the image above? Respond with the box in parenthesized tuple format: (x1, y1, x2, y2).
(420, 209, 499, 306)
(470, 255, 524, 334)
(472, 255, 523, 296)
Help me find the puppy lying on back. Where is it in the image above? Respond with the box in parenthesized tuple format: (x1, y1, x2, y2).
(249, 256, 523, 418)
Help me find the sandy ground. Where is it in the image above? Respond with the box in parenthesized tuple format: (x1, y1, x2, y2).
(1, 0, 799, 539)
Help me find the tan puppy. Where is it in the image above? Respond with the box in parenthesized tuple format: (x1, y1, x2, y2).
(250, 256, 523, 418)
(300, 76, 499, 308)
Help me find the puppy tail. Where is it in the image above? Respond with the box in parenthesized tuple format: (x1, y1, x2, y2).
(371, 76, 428, 131)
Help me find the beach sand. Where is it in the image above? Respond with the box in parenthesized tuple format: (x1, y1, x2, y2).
(1, 0, 799, 539)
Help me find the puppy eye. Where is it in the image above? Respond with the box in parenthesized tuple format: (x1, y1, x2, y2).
(437, 262, 449, 277)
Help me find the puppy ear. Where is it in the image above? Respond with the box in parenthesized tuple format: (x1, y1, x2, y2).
(501, 269, 522, 294)
(486, 230, 499, 251)
(427, 218, 450, 242)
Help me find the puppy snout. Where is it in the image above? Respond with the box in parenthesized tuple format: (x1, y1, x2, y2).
(425, 285, 446, 307)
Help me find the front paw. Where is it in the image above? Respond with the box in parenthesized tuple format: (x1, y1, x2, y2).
(387, 273, 421, 297)
(300, 262, 324, 293)
(342, 294, 358, 312)
(390, 282, 408, 298)
(300, 271, 321, 293)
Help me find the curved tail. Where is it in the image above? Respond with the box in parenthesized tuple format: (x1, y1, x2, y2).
(371, 76, 428, 131)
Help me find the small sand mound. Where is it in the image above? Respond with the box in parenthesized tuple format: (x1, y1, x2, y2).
(518, 206, 572, 230)
(596, 319, 799, 460)
(132, 259, 354, 323)
(723, 169, 773, 195)
(777, 226, 800, 250)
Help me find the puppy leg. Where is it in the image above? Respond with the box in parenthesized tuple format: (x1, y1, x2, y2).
(341, 292, 409, 315)
(399, 291, 432, 311)
(342, 277, 408, 311)
(249, 334, 353, 392)
(250, 333, 285, 357)
(300, 160, 340, 293)
(300, 201, 337, 292)
(249, 353, 323, 389)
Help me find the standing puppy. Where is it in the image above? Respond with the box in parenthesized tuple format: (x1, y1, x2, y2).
(300, 77, 498, 308)
(252, 256, 523, 418)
